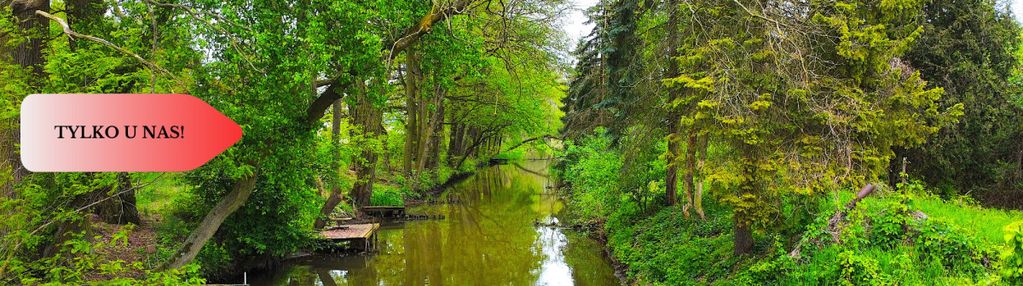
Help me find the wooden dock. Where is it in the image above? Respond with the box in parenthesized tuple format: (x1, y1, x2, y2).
(320, 223, 380, 251)
(360, 206, 406, 218)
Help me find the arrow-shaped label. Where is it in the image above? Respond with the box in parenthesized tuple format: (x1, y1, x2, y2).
(21, 94, 242, 172)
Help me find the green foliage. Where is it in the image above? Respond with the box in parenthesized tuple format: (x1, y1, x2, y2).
(1001, 221, 1023, 283)
(837, 250, 886, 285)
(903, 0, 1023, 200)
(6, 228, 204, 285)
(604, 205, 738, 285)
(559, 128, 624, 220)
(733, 187, 998, 285)
(370, 184, 405, 207)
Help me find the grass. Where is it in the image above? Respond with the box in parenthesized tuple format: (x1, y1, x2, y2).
(370, 183, 405, 206)
(597, 186, 1023, 285)
(134, 173, 188, 217)
(911, 194, 1022, 246)
(831, 186, 1023, 247)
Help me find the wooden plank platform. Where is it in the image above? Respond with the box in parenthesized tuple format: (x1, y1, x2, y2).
(360, 206, 406, 218)
(321, 223, 379, 240)
(319, 223, 379, 251)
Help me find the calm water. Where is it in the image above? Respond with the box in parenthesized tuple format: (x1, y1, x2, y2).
(250, 161, 620, 286)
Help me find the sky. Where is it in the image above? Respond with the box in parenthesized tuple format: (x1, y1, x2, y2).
(562, 0, 1023, 50)
(1015, 1, 1023, 23)
(562, 0, 599, 50)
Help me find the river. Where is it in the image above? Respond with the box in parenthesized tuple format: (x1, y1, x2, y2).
(250, 160, 620, 286)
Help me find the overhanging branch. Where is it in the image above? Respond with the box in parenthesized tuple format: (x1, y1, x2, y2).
(306, 0, 480, 125)
(35, 10, 175, 78)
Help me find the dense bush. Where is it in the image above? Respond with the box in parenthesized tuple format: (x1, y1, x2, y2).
(559, 148, 1016, 285)
(559, 128, 625, 220)
(370, 184, 406, 207)
(735, 188, 998, 285)
(4, 225, 204, 285)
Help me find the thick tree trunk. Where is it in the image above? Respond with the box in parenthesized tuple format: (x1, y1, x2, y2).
(351, 150, 377, 208)
(733, 219, 753, 256)
(2, 0, 49, 195)
(163, 172, 258, 270)
(425, 92, 444, 172)
(10, 0, 48, 76)
(350, 85, 382, 208)
(734, 147, 758, 256)
(403, 47, 422, 177)
(93, 173, 141, 225)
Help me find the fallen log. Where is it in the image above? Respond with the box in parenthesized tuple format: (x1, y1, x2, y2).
(827, 183, 876, 242)
(790, 183, 876, 259)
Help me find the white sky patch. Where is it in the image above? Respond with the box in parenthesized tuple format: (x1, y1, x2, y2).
(1013, 0, 1023, 22)
(562, 0, 599, 51)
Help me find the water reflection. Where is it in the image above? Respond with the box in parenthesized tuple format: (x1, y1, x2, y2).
(251, 161, 619, 286)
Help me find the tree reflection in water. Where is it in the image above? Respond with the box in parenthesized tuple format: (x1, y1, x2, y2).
(251, 161, 618, 286)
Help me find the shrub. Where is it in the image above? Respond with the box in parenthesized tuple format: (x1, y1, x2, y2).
(560, 128, 624, 220)
(1001, 221, 1023, 283)
(370, 185, 405, 207)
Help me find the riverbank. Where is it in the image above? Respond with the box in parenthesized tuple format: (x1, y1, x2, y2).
(566, 184, 1023, 284)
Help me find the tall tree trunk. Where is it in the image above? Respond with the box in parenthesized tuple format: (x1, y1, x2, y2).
(2, 0, 49, 195)
(663, 0, 681, 207)
(447, 122, 464, 167)
(313, 100, 346, 229)
(682, 134, 696, 217)
(403, 47, 422, 178)
(350, 81, 382, 208)
(425, 92, 444, 172)
(413, 92, 435, 174)
(694, 134, 707, 219)
(163, 172, 258, 270)
(734, 147, 757, 256)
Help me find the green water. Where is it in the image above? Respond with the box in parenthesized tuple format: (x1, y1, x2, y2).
(250, 161, 620, 286)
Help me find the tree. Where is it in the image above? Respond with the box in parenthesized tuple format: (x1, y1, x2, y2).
(900, 0, 1022, 203)
(1, 0, 48, 195)
(663, 0, 959, 255)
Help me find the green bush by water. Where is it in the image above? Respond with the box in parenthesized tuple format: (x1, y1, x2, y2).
(588, 184, 1018, 285)
(371, 184, 405, 207)
(558, 131, 1023, 285)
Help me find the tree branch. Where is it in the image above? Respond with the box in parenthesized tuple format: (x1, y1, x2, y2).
(306, 0, 479, 125)
(35, 10, 174, 78)
(387, 0, 477, 61)
(305, 76, 351, 124)
(503, 134, 558, 152)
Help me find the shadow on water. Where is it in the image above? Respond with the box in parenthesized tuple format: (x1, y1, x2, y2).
(250, 161, 619, 286)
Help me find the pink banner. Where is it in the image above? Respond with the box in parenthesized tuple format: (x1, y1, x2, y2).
(21, 94, 242, 172)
